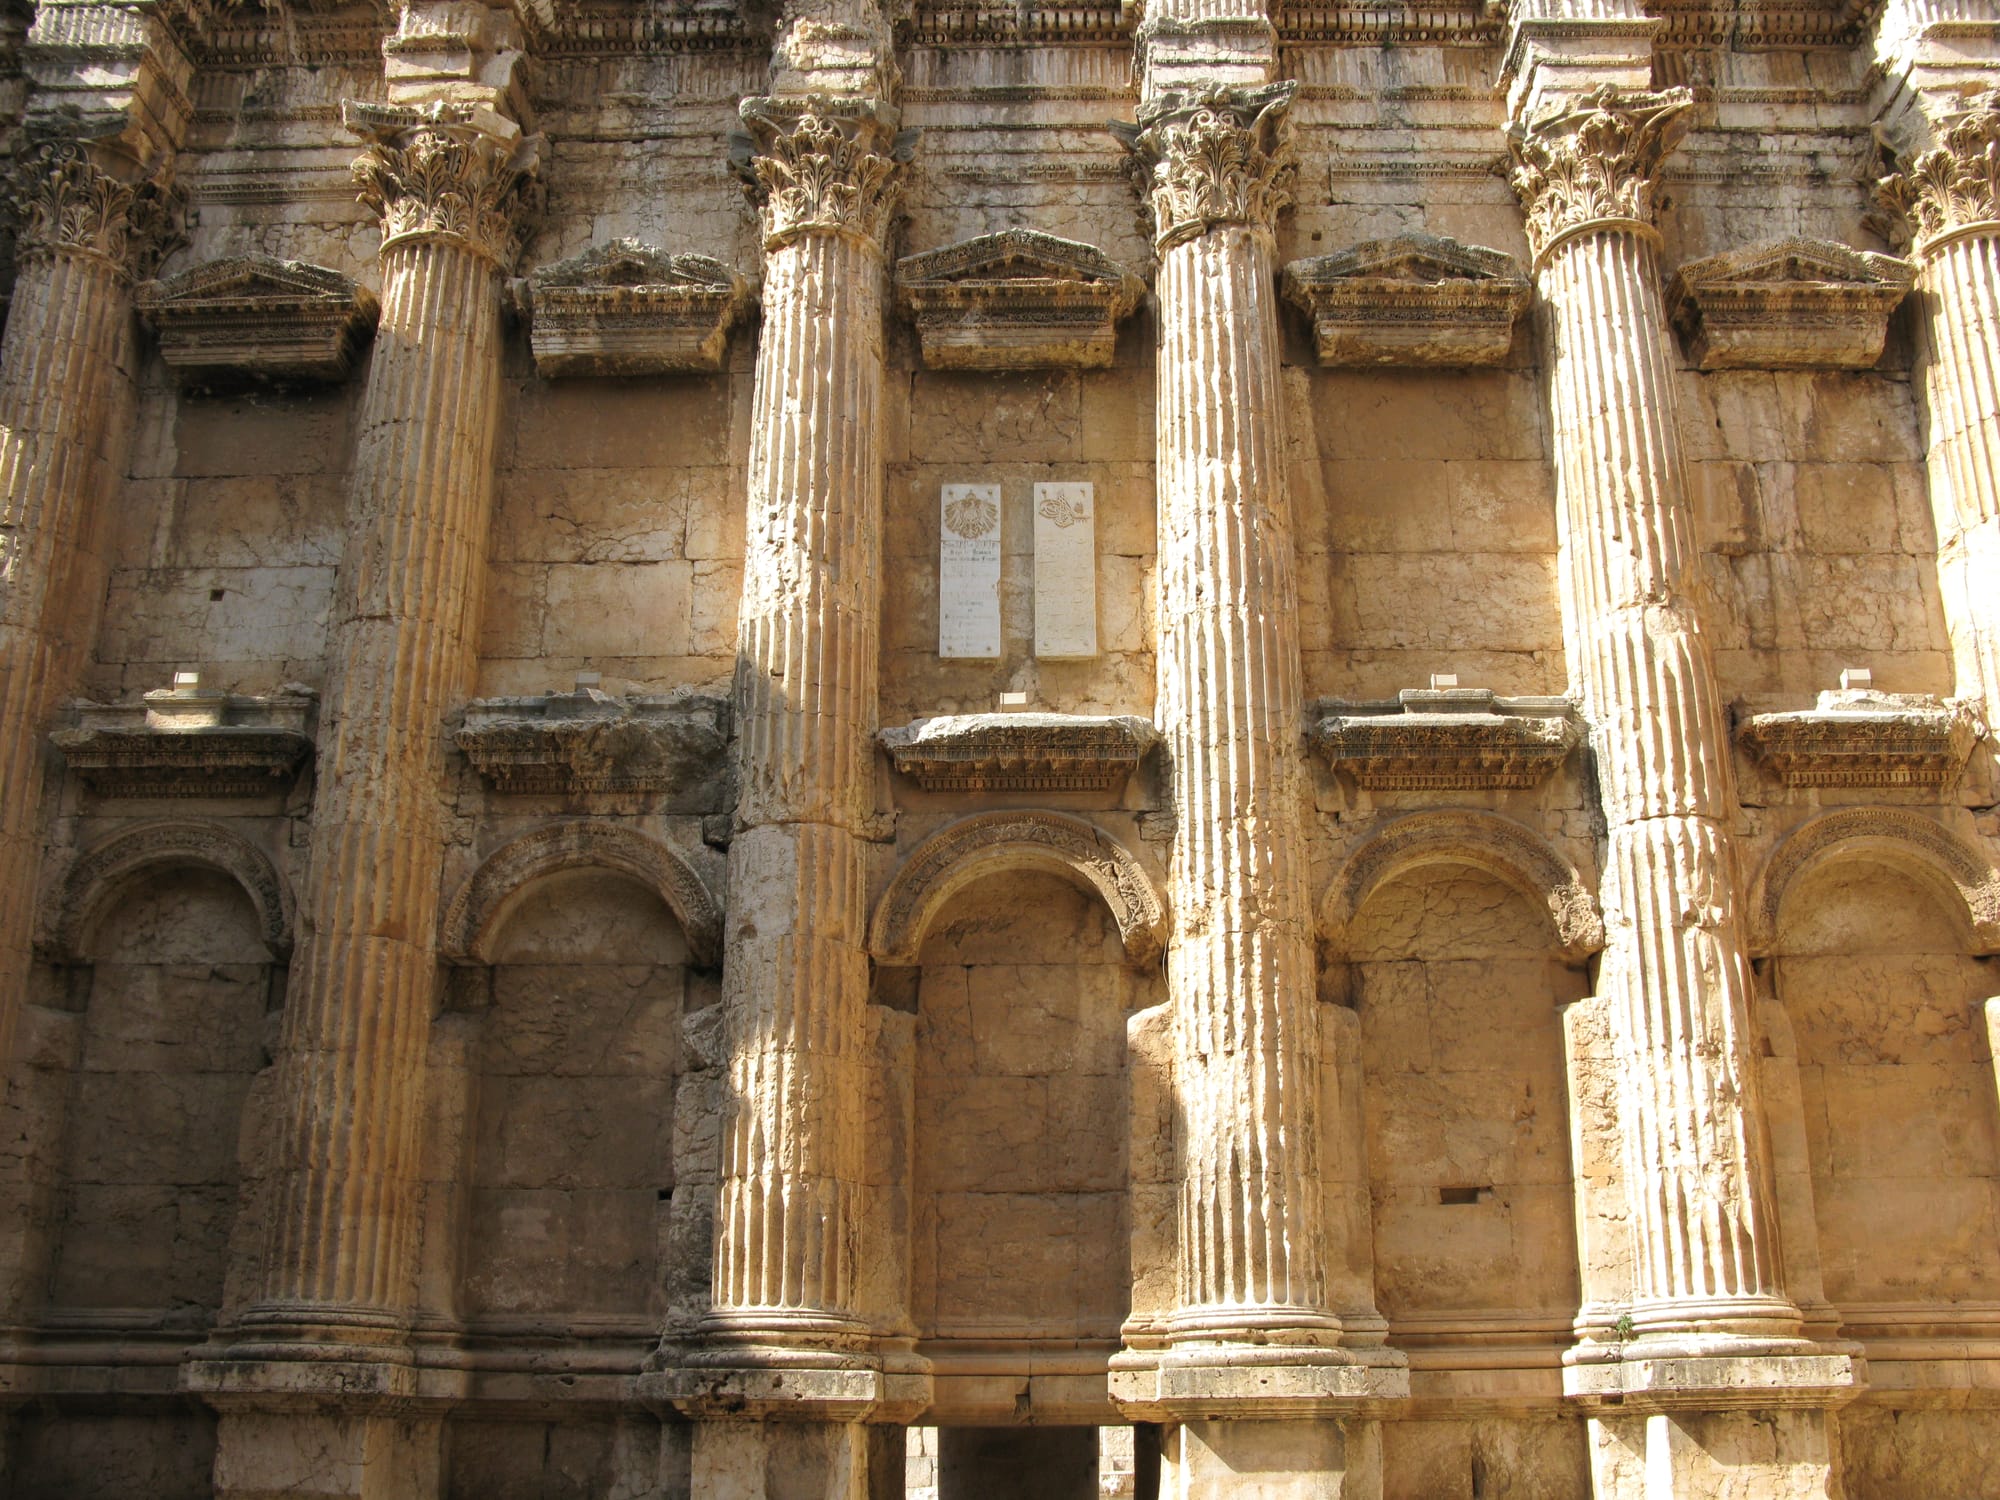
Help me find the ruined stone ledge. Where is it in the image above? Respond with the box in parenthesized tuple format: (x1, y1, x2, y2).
(454, 684, 731, 801)
(1109, 1351, 1411, 1421)
(52, 687, 315, 798)
(1735, 691, 1983, 789)
(1666, 237, 1915, 371)
(513, 239, 752, 377)
(1312, 688, 1580, 790)
(135, 254, 379, 386)
(1563, 1351, 1860, 1413)
(639, 1364, 933, 1423)
(1282, 232, 1531, 367)
(895, 228, 1145, 371)
(880, 713, 1158, 791)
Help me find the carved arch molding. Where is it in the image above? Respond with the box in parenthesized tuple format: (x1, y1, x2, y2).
(1748, 807, 2000, 956)
(1322, 808, 1605, 963)
(40, 819, 294, 960)
(869, 810, 1167, 970)
(440, 819, 724, 968)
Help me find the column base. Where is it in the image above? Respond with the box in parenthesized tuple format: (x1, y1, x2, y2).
(640, 1350, 931, 1425)
(1109, 1344, 1408, 1423)
(209, 1410, 442, 1500)
(689, 1418, 904, 1500)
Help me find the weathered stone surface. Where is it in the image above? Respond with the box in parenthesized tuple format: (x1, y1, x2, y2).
(881, 712, 1157, 790)
(454, 682, 730, 800)
(1312, 687, 1579, 789)
(53, 682, 316, 798)
(895, 228, 1144, 370)
(514, 238, 752, 377)
(1736, 688, 1983, 788)
(1282, 233, 1532, 368)
(136, 255, 380, 386)
(1665, 238, 1916, 372)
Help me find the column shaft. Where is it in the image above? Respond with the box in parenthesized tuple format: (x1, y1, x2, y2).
(1154, 224, 1329, 1332)
(254, 118, 525, 1320)
(0, 243, 132, 1064)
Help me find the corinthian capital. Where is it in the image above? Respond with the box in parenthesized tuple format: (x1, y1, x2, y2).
(345, 101, 544, 270)
(6, 139, 181, 278)
(1878, 89, 2000, 256)
(730, 96, 916, 253)
(1114, 82, 1297, 252)
(1508, 85, 1693, 264)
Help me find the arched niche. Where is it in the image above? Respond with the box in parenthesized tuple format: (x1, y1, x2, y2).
(869, 811, 1166, 970)
(439, 820, 723, 970)
(1748, 808, 2000, 958)
(1322, 810, 1603, 966)
(40, 819, 292, 963)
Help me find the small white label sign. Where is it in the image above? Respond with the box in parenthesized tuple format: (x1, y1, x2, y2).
(1033, 481, 1098, 660)
(939, 483, 1002, 659)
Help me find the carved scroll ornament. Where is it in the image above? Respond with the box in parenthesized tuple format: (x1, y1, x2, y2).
(1878, 88, 2000, 256)
(1508, 84, 1693, 265)
(346, 101, 545, 269)
(731, 95, 916, 252)
(1113, 81, 1297, 251)
(6, 139, 180, 277)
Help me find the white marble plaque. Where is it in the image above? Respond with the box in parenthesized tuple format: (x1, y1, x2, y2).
(1033, 481, 1098, 659)
(939, 484, 1002, 659)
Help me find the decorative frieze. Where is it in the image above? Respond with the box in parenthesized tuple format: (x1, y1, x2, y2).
(1281, 232, 1531, 367)
(136, 254, 380, 385)
(1736, 689, 1983, 788)
(731, 94, 916, 252)
(513, 239, 752, 377)
(1312, 688, 1580, 789)
(894, 228, 1144, 370)
(880, 713, 1158, 791)
(1113, 81, 1297, 250)
(52, 680, 314, 798)
(1507, 84, 1694, 264)
(346, 99, 544, 269)
(1665, 238, 1915, 371)
(455, 681, 732, 800)
(6, 137, 180, 276)
(1877, 88, 2000, 255)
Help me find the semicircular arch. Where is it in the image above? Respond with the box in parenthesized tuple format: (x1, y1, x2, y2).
(1749, 807, 2000, 956)
(440, 820, 723, 968)
(869, 811, 1166, 970)
(41, 819, 293, 961)
(1324, 809, 1603, 963)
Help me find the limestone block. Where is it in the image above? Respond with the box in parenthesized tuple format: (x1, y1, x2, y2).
(211, 1413, 443, 1500)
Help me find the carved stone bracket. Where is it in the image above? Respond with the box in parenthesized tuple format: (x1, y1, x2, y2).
(879, 712, 1159, 791)
(1507, 84, 1693, 265)
(51, 685, 315, 798)
(454, 683, 731, 806)
(893, 228, 1145, 370)
(1735, 690, 1983, 788)
(136, 254, 380, 385)
(1281, 232, 1531, 367)
(1878, 88, 2000, 257)
(1312, 688, 1580, 789)
(345, 99, 544, 269)
(5, 136, 182, 278)
(1112, 81, 1297, 251)
(730, 95, 916, 253)
(1665, 237, 1915, 371)
(512, 239, 752, 376)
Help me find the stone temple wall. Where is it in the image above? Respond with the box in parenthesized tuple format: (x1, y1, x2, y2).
(0, 0, 1999, 1494)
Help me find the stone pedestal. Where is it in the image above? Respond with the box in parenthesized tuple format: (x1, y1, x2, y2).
(211, 1411, 443, 1500)
(1162, 1418, 1381, 1500)
(690, 1419, 904, 1500)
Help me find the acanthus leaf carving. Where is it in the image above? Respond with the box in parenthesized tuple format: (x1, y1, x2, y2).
(1507, 84, 1693, 264)
(1112, 81, 1297, 251)
(344, 100, 544, 269)
(730, 95, 916, 253)
(6, 137, 183, 278)
(1877, 88, 2000, 255)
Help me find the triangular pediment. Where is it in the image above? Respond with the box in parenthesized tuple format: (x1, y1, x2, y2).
(1293, 231, 1521, 285)
(142, 254, 365, 307)
(896, 228, 1138, 289)
(1677, 236, 1915, 290)
(530, 239, 743, 293)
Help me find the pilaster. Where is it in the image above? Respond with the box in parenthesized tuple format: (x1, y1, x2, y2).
(188, 91, 538, 1500)
(1107, 68, 1404, 1496)
(1509, 82, 1855, 1497)
(1878, 87, 2000, 731)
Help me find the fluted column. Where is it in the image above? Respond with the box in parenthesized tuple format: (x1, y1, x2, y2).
(1510, 86, 1801, 1343)
(703, 96, 908, 1351)
(1881, 88, 2000, 728)
(0, 139, 170, 1067)
(244, 103, 539, 1332)
(1119, 83, 1338, 1347)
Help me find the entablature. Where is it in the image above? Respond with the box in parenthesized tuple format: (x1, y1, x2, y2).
(1736, 689, 1984, 789)
(1666, 236, 1915, 371)
(881, 713, 1158, 792)
(1281, 232, 1531, 367)
(454, 679, 732, 799)
(512, 238, 752, 377)
(52, 677, 316, 798)
(137, 253, 379, 385)
(1312, 687, 1580, 790)
(894, 228, 1145, 371)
